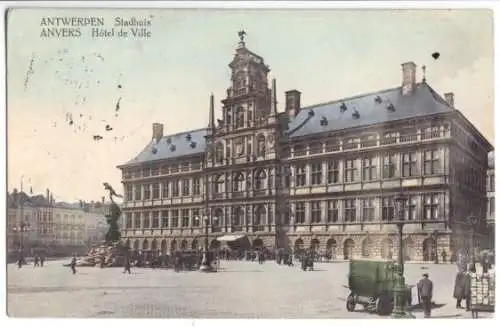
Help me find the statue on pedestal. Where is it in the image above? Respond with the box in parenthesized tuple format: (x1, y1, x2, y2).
(103, 182, 122, 244)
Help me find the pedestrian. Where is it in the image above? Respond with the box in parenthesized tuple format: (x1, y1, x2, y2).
(70, 255, 77, 275)
(17, 254, 23, 269)
(417, 273, 433, 318)
(441, 250, 447, 264)
(34, 255, 39, 268)
(40, 254, 45, 267)
(123, 255, 131, 274)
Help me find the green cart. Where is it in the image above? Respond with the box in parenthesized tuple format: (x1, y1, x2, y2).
(346, 258, 413, 315)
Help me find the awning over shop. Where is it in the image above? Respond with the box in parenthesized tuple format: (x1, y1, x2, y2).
(217, 235, 245, 242)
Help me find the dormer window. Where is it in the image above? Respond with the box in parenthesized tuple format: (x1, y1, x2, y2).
(320, 116, 328, 126)
(340, 102, 347, 113)
(166, 137, 172, 144)
(169, 144, 176, 152)
(352, 110, 360, 119)
(386, 103, 395, 112)
(185, 133, 192, 141)
(374, 96, 383, 104)
(308, 109, 315, 117)
(190, 141, 197, 148)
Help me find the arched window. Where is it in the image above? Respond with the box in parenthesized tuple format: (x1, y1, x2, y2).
(213, 208, 223, 227)
(232, 172, 245, 192)
(232, 206, 244, 226)
(214, 174, 224, 194)
(254, 205, 266, 226)
(257, 134, 266, 156)
(254, 169, 267, 190)
(235, 106, 245, 128)
(215, 142, 224, 164)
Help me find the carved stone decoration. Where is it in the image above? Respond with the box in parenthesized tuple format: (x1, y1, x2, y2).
(268, 134, 275, 149)
(257, 134, 266, 157)
(235, 139, 244, 156)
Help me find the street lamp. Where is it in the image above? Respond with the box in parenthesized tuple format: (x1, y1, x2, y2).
(432, 230, 439, 264)
(391, 191, 415, 319)
(468, 214, 478, 266)
(12, 222, 30, 258)
(195, 215, 218, 272)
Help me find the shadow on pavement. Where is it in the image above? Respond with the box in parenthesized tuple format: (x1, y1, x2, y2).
(408, 303, 446, 312)
(430, 314, 462, 318)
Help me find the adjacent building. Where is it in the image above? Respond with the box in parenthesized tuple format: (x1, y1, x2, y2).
(118, 34, 492, 261)
(486, 151, 495, 249)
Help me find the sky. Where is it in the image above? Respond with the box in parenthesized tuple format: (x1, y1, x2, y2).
(6, 8, 494, 202)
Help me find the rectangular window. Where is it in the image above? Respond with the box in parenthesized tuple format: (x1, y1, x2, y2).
(143, 168, 150, 177)
(295, 202, 305, 224)
(161, 210, 169, 228)
(126, 212, 132, 229)
(134, 186, 141, 201)
(490, 175, 495, 192)
(152, 183, 160, 199)
(125, 185, 133, 201)
(344, 199, 356, 222)
(152, 211, 159, 228)
(181, 209, 190, 227)
(404, 196, 417, 221)
(181, 162, 190, 172)
(171, 210, 179, 228)
(424, 194, 440, 220)
(162, 182, 169, 198)
(134, 213, 141, 228)
(362, 197, 376, 221)
(311, 162, 323, 185)
(182, 179, 190, 196)
(192, 209, 200, 227)
(161, 165, 169, 175)
(382, 197, 394, 221)
(383, 155, 396, 179)
(327, 160, 340, 184)
(172, 180, 179, 197)
(294, 145, 306, 156)
(171, 165, 179, 173)
(142, 212, 150, 229)
(284, 166, 291, 188)
(424, 149, 441, 175)
(362, 157, 377, 181)
(327, 200, 339, 223)
(151, 167, 159, 176)
(193, 178, 201, 195)
(309, 143, 323, 155)
(402, 152, 417, 177)
(344, 159, 357, 183)
(295, 164, 306, 187)
(143, 184, 151, 200)
(311, 201, 322, 223)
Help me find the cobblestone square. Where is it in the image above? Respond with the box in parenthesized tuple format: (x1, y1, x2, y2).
(6, 260, 493, 318)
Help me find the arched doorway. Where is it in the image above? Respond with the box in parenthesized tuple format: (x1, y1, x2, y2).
(151, 239, 157, 251)
(343, 239, 355, 259)
(294, 238, 304, 251)
(133, 240, 139, 250)
(180, 239, 188, 250)
(210, 239, 221, 250)
(171, 240, 177, 252)
(311, 238, 320, 252)
(423, 237, 435, 262)
(381, 238, 393, 259)
(160, 240, 167, 254)
(142, 239, 149, 250)
(326, 239, 337, 259)
(361, 238, 373, 257)
(192, 239, 199, 250)
(403, 238, 414, 261)
(252, 238, 264, 249)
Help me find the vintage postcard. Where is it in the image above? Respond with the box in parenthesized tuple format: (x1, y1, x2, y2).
(4, 4, 495, 320)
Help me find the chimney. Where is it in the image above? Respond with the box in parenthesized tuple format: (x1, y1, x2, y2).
(444, 92, 455, 108)
(208, 93, 215, 129)
(401, 61, 416, 95)
(46, 188, 50, 201)
(152, 123, 163, 141)
(285, 90, 301, 118)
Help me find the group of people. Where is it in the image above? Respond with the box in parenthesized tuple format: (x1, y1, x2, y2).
(17, 253, 46, 269)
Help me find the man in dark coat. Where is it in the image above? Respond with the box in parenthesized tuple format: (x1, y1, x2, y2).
(70, 255, 77, 274)
(417, 273, 433, 318)
(454, 269, 472, 309)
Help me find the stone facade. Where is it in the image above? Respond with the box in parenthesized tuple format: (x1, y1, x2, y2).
(118, 34, 492, 262)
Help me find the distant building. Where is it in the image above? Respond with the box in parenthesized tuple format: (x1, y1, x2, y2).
(486, 151, 495, 249)
(7, 189, 54, 254)
(117, 34, 492, 261)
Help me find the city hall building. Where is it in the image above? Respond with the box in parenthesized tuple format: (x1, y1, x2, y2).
(118, 35, 492, 261)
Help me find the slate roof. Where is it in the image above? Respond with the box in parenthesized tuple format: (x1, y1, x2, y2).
(286, 82, 453, 138)
(122, 128, 207, 167)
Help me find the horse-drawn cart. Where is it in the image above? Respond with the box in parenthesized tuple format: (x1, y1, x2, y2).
(346, 258, 412, 316)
